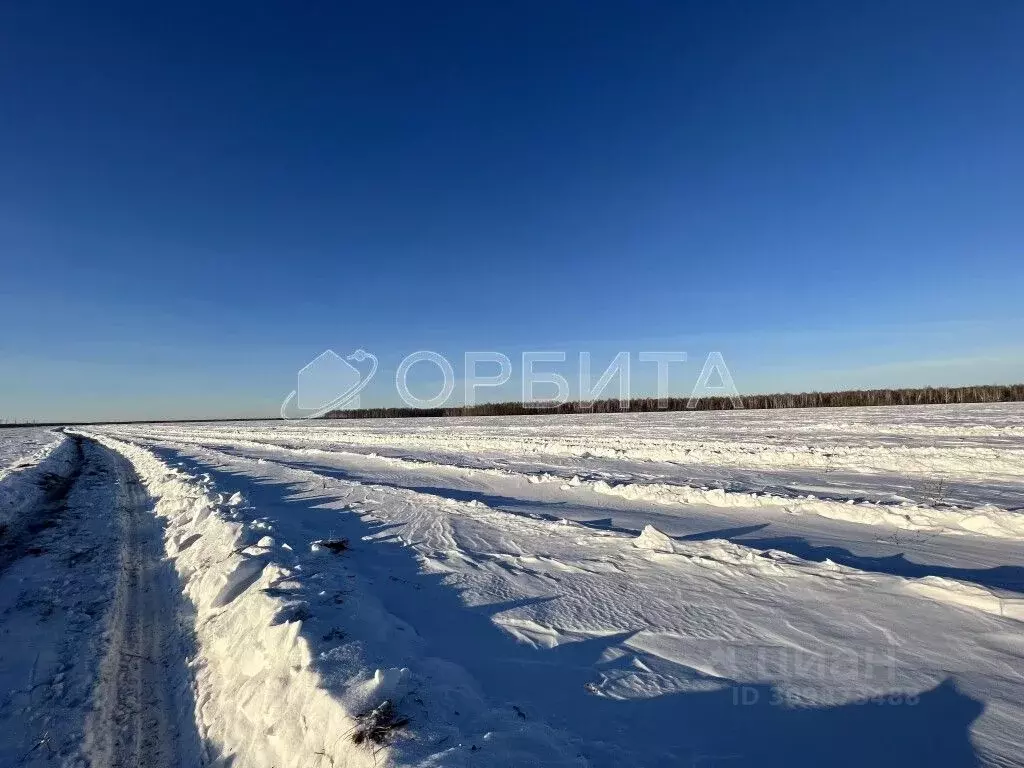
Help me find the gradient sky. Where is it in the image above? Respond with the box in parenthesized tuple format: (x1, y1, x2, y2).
(1, 1, 1023, 421)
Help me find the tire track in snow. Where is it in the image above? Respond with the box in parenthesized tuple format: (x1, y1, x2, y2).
(83, 442, 202, 768)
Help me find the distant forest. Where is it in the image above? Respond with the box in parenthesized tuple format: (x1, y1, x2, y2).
(325, 383, 1024, 420)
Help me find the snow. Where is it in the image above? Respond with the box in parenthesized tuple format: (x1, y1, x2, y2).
(0, 428, 64, 478)
(91, 437, 358, 765)
(0, 438, 118, 765)
(0, 427, 70, 531)
(72, 403, 1024, 767)
(587, 476, 1024, 539)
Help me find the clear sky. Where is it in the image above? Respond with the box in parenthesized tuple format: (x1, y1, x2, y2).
(1, 1, 1022, 422)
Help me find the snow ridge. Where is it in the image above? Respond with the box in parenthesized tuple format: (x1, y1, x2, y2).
(588, 479, 1024, 540)
(87, 433, 380, 768)
(0, 432, 77, 533)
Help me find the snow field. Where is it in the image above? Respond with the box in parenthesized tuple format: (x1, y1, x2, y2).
(102, 403, 1024, 543)
(84, 414, 1024, 767)
(107, 402, 1024, 481)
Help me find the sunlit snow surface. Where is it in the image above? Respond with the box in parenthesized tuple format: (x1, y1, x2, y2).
(0, 427, 63, 479)
(86, 404, 1024, 767)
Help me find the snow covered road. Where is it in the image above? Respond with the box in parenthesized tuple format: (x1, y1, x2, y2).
(0, 435, 202, 767)
(72, 404, 1024, 767)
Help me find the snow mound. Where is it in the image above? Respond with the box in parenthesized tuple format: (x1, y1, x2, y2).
(0, 427, 65, 479)
(633, 524, 678, 553)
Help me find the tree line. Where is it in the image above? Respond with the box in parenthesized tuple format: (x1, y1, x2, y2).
(325, 383, 1024, 420)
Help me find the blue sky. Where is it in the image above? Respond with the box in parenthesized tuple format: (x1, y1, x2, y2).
(1, 1, 1022, 421)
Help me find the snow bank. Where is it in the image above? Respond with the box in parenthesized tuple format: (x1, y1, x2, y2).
(0, 426, 65, 476)
(86, 433, 380, 768)
(0, 432, 77, 532)
(591, 479, 1024, 540)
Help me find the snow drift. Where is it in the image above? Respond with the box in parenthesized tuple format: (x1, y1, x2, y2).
(0, 431, 77, 533)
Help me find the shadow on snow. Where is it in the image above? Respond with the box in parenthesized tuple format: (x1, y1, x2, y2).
(233, 453, 1024, 595)
(152, 446, 985, 768)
